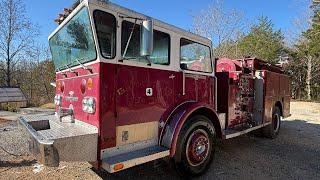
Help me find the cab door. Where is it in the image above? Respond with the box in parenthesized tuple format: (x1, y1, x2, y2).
(115, 20, 173, 146)
(115, 65, 174, 146)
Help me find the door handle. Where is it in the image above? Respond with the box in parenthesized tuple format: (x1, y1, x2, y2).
(117, 88, 125, 95)
(169, 74, 175, 79)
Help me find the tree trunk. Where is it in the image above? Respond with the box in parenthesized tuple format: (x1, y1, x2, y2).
(6, 61, 11, 87)
(306, 55, 312, 101)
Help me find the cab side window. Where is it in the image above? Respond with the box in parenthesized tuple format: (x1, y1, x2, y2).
(121, 20, 170, 65)
(180, 38, 212, 73)
(93, 10, 116, 59)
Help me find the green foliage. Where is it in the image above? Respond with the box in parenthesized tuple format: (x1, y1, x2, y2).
(237, 16, 285, 63)
(1, 103, 19, 112)
(7, 103, 18, 112)
(213, 40, 239, 58)
(305, 28, 320, 57)
(308, 0, 320, 56)
(283, 54, 307, 99)
(285, 0, 320, 101)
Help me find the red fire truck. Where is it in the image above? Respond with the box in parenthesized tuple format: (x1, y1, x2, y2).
(19, 0, 291, 176)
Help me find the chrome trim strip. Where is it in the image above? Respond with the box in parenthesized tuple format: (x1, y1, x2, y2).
(57, 73, 99, 81)
(182, 71, 186, 95)
(214, 76, 218, 111)
(225, 122, 272, 139)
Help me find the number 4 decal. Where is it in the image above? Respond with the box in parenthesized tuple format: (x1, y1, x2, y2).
(146, 88, 153, 97)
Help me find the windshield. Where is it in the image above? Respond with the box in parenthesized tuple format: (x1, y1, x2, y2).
(49, 7, 96, 71)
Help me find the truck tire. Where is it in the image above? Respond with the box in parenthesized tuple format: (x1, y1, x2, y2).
(174, 115, 215, 176)
(262, 106, 281, 138)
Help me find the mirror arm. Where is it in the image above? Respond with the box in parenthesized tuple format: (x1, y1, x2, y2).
(122, 19, 137, 59)
(182, 70, 186, 96)
(145, 56, 152, 66)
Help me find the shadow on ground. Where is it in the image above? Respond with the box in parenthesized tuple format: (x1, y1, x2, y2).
(0, 159, 37, 168)
(91, 119, 320, 180)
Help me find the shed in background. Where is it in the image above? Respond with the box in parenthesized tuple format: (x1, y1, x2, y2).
(0, 87, 27, 110)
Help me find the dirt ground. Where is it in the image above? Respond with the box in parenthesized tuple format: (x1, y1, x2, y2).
(0, 101, 319, 180)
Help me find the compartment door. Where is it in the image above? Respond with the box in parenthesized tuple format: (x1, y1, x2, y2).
(253, 71, 264, 124)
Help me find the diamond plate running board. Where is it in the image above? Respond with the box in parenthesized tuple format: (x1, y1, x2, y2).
(19, 114, 98, 166)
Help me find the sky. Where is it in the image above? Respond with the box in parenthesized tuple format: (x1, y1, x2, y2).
(24, 0, 309, 45)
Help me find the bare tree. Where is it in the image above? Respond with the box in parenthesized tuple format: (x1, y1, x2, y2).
(0, 0, 39, 87)
(30, 45, 54, 101)
(285, 0, 312, 46)
(192, 0, 247, 57)
(15, 44, 55, 106)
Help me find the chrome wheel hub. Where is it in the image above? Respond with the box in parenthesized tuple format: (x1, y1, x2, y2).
(186, 129, 210, 166)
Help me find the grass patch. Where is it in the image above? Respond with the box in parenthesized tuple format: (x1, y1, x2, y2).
(40, 103, 55, 109)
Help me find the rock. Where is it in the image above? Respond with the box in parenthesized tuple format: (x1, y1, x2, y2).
(33, 163, 44, 174)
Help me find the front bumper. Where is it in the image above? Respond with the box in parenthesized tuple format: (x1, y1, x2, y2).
(19, 114, 98, 166)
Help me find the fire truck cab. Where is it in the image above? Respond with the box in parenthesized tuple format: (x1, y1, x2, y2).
(19, 0, 291, 176)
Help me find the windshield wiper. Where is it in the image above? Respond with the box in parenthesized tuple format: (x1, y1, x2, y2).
(64, 63, 79, 76)
(56, 67, 68, 78)
(75, 58, 93, 74)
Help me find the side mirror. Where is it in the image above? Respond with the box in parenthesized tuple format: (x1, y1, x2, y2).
(140, 19, 153, 57)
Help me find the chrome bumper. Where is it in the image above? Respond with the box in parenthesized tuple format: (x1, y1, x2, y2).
(19, 115, 98, 167)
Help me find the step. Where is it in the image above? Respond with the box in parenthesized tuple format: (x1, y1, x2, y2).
(102, 146, 170, 173)
(224, 122, 271, 139)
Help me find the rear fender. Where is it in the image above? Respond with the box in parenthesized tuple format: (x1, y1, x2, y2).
(160, 101, 221, 157)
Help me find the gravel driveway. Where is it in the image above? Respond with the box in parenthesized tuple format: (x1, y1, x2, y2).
(0, 102, 319, 180)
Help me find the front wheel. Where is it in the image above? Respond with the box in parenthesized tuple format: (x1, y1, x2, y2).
(262, 106, 281, 138)
(174, 115, 216, 176)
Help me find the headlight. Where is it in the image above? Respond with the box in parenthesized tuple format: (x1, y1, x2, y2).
(82, 97, 96, 114)
(54, 95, 62, 106)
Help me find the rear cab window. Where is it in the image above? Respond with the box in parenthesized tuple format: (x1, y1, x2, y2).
(180, 38, 212, 73)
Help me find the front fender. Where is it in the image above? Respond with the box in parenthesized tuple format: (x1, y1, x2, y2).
(159, 101, 219, 157)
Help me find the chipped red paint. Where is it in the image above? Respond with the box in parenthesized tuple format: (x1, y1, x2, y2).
(56, 63, 101, 128)
(55, 59, 219, 160)
(216, 58, 291, 129)
(56, 62, 216, 152)
(55, 57, 290, 161)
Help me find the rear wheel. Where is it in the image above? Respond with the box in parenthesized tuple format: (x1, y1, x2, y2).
(262, 106, 281, 138)
(174, 115, 216, 176)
